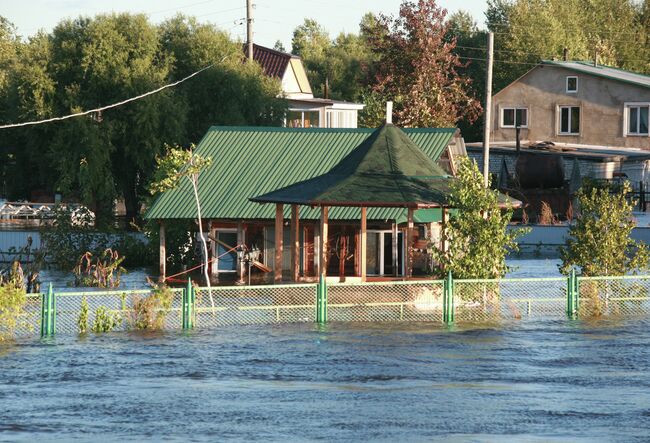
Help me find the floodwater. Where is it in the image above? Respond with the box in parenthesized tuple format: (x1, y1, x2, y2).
(2, 319, 650, 442)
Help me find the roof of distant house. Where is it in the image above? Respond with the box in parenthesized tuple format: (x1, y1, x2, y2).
(250, 44, 295, 78)
(542, 60, 650, 90)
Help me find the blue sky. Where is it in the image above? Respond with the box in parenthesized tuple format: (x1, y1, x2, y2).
(2, 0, 488, 48)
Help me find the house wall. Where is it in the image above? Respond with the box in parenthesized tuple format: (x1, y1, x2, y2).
(492, 65, 650, 149)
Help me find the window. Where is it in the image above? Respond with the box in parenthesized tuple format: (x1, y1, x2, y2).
(500, 107, 528, 128)
(625, 103, 650, 136)
(285, 110, 320, 128)
(559, 106, 580, 135)
(566, 76, 578, 93)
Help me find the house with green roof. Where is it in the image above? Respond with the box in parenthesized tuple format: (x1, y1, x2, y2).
(491, 60, 650, 150)
(146, 125, 464, 283)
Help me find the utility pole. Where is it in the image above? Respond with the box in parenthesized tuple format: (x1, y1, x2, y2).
(246, 0, 254, 62)
(482, 32, 494, 188)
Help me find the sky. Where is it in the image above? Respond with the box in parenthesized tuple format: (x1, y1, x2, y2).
(2, 0, 488, 49)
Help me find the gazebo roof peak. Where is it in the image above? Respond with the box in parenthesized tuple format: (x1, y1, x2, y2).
(250, 123, 454, 208)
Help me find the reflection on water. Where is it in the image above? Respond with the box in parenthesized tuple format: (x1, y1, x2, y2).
(1, 319, 650, 441)
(39, 267, 154, 292)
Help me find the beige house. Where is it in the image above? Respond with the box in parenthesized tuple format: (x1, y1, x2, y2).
(251, 44, 364, 128)
(492, 61, 650, 150)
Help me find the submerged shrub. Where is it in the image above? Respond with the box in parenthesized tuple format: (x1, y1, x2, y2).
(127, 285, 173, 331)
(91, 306, 120, 333)
(77, 297, 89, 334)
(0, 285, 28, 342)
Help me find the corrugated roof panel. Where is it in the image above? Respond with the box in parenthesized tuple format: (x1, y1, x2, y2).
(146, 126, 456, 221)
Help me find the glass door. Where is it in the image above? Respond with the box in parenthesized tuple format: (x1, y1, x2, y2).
(216, 231, 238, 272)
(366, 230, 403, 276)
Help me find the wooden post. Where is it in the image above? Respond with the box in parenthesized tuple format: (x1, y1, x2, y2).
(442, 207, 450, 253)
(290, 205, 300, 282)
(482, 32, 494, 188)
(392, 222, 399, 276)
(159, 221, 166, 282)
(405, 208, 414, 278)
(274, 204, 284, 283)
(360, 207, 367, 282)
(237, 221, 245, 284)
(319, 206, 329, 278)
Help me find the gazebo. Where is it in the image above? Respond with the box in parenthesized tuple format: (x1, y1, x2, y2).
(250, 123, 460, 283)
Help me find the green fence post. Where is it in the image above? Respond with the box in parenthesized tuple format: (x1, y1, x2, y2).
(40, 283, 56, 337)
(316, 275, 328, 323)
(182, 278, 194, 330)
(443, 271, 454, 324)
(567, 269, 579, 319)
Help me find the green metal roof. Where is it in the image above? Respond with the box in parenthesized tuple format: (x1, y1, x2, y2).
(542, 60, 650, 90)
(145, 126, 457, 221)
(250, 124, 453, 208)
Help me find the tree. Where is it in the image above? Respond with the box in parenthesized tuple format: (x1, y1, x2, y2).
(489, 0, 650, 93)
(150, 144, 213, 298)
(46, 13, 185, 223)
(362, 0, 482, 127)
(159, 14, 286, 143)
(290, 17, 375, 103)
(560, 182, 649, 276)
(447, 10, 487, 142)
(432, 157, 527, 279)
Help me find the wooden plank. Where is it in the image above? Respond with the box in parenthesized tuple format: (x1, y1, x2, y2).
(442, 207, 450, 253)
(159, 221, 166, 282)
(319, 206, 329, 278)
(392, 222, 398, 276)
(237, 221, 245, 283)
(360, 207, 367, 282)
(274, 204, 284, 283)
(406, 208, 414, 278)
(290, 205, 300, 282)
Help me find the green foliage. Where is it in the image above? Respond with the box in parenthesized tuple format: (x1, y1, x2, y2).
(432, 157, 528, 279)
(0, 12, 285, 220)
(91, 306, 120, 333)
(0, 285, 27, 342)
(560, 181, 649, 276)
(291, 17, 375, 103)
(40, 205, 152, 270)
(149, 144, 212, 195)
(73, 249, 127, 288)
(127, 285, 173, 330)
(78, 296, 89, 334)
(487, 0, 650, 93)
(145, 218, 197, 272)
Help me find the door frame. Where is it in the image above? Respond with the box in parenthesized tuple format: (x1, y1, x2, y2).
(366, 229, 404, 276)
(214, 228, 239, 273)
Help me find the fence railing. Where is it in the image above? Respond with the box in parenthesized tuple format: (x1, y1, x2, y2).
(9, 271, 650, 339)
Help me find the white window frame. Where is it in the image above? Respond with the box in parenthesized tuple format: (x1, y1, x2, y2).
(566, 76, 578, 93)
(500, 106, 529, 129)
(366, 230, 404, 276)
(213, 228, 239, 273)
(623, 102, 650, 137)
(557, 105, 581, 136)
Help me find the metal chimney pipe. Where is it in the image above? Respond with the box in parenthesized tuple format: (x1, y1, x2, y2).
(386, 101, 393, 124)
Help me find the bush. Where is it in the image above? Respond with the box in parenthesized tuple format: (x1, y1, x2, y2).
(77, 297, 89, 334)
(560, 181, 649, 276)
(432, 157, 528, 282)
(127, 285, 173, 330)
(91, 306, 120, 333)
(72, 249, 127, 288)
(0, 285, 28, 342)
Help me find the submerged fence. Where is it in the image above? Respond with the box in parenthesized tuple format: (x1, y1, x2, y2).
(11, 271, 650, 338)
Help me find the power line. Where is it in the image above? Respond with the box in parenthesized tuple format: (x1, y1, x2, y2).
(0, 58, 230, 130)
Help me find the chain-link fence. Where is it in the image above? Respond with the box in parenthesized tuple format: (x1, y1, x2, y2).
(328, 280, 445, 322)
(10, 274, 650, 340)
(578, 276, 650, 317)
(194, 284, 316, 327)
(454, 278, 567, 322)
